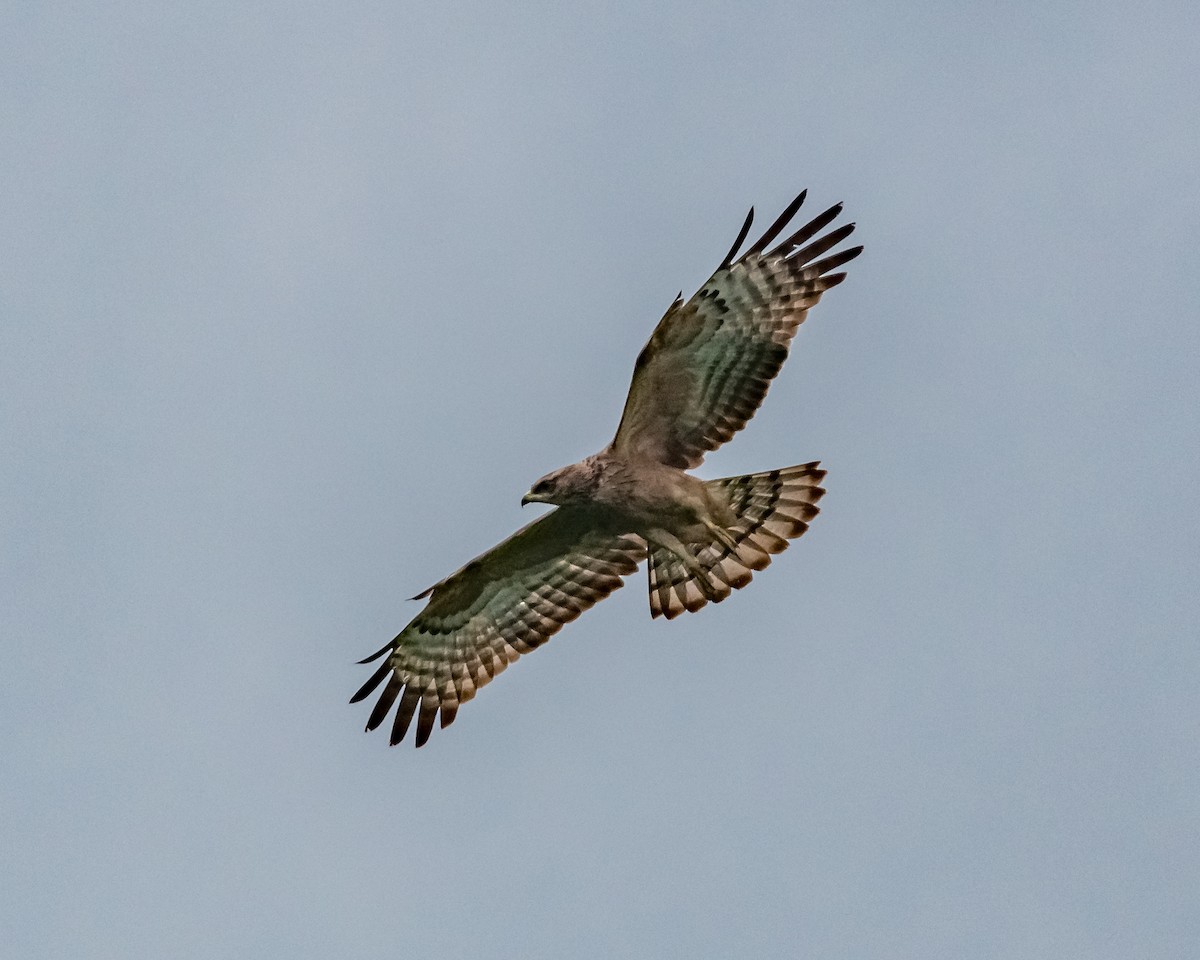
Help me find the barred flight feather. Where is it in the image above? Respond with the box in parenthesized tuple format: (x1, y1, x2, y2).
(647, 463, 827, 620)
(352, 509, 646, 746)
(612, 191, 861, 470)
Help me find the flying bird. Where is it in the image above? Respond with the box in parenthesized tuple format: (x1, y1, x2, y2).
(352, 190, 862, 747)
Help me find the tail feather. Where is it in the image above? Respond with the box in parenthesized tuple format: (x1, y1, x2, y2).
(647, 462, 826, 619)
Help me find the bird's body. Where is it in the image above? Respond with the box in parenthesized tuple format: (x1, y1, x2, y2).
(352, 189, 862, 747)
(526, 451, 736, 544)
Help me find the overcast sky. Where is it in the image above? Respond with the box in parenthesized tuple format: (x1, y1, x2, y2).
(3, 2, 1198, 958)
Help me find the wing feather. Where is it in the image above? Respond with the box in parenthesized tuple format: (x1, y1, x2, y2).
(611, 192, 862, 469)
(351, 509, 646, 747)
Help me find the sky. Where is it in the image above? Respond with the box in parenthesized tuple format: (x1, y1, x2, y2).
(3, 1, 1198, 957)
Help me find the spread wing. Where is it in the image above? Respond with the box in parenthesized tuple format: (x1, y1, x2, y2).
(351, 509, 646, 747)
(610, 191, 862, 469)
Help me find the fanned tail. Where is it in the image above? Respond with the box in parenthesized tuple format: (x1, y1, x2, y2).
(647, 462, 826, 619)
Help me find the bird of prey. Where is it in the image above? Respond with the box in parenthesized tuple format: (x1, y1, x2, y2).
(352, 189, 861, 747)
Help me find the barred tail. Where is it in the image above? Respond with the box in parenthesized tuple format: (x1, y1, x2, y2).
(647, 462, 826, 619)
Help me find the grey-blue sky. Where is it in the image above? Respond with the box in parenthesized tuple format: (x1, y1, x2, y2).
(3, 2, 1197, 957)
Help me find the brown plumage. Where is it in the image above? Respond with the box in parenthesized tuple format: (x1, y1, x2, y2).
(353, 190, 862, 747)
(646, 463, 826, 619)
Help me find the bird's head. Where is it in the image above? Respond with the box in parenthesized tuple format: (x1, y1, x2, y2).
(521, 461, 597, 507)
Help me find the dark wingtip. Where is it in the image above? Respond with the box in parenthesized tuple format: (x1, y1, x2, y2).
(350, 660, 393, 704)
(771, 202, 846, 258)
(791, 222, 858, 266)
(356, 640, 395, 665)
(365, 675, 402, 731)
(744, 189, 809, 259)
(389, 689, 421, 746)
(809, 244, 864, 277)
(719, 206, 755, 269)
(414, 703, 437, 748)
